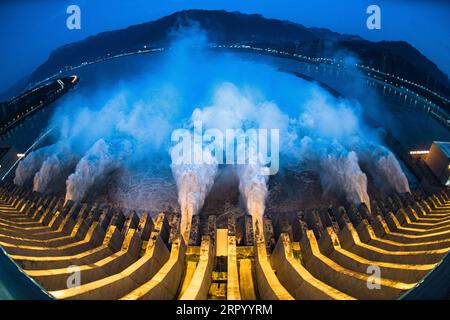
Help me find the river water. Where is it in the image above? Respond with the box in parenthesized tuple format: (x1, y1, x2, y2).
(0, 49, 449, 298)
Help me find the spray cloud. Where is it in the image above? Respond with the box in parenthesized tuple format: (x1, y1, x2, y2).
(14, 145, 55, 186)
(171, 146, 218, 242)
(33, 143, 77, 194)
(355, 143, 410, 194)
(183, 83, 285, 228)
(65, 139, 133, 203)
(11, 24, 410, 227)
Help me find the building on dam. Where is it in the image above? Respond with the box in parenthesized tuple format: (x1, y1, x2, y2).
(426, 142, 450, 186)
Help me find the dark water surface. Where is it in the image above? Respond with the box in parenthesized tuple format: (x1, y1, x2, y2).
(0, 246, 52, 300)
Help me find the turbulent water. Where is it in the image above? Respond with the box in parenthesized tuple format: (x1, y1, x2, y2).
(14, 146, 53, 186)
(11, 27, 417, 224)
(373, 149, 411, 194)
(352, 141, 411, 194)
(321, 151, 370, 210)
(299, 137, 371, 209)
(171, 148, 218, 242)
(33, 144, 77, 194)
(65, 139, 133, 203)
(108, 173, 178, 214)
(237, 162, 269, 234)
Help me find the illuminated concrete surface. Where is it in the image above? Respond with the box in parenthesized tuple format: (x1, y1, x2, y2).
(0, 185, 450, 300)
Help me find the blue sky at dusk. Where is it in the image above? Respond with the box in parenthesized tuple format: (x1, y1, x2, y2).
(0, 0, 449, 93)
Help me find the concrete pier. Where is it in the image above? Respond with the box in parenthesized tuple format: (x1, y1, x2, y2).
(1, 185, 450, 300)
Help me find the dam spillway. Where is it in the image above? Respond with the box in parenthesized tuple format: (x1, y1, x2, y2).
(0, 184, 449, 300)
(0, 27, 449, 301)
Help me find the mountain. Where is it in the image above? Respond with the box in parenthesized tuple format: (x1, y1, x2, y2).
(18, 10, 450, 98)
